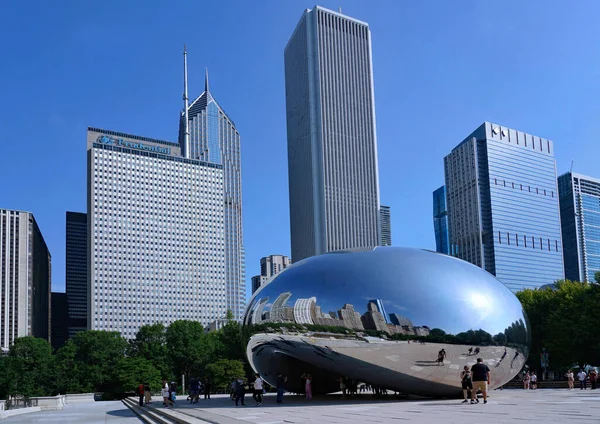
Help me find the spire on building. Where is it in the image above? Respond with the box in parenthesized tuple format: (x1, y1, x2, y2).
(205, 68, 209, 93)
(183, 44, 190, 159)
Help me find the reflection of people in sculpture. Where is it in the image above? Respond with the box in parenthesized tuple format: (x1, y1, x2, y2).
(468, 347, 473, 355)
(437, 349, 446, 365)
(511, 351, 520, 367)
(496, 347, 508, 367)
(473, 347, 480, 355)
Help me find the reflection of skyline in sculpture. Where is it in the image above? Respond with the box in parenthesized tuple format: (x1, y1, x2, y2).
(369, 299, 390, 324)
(293, 297, 316, 324)
(248, 291, 431, 337)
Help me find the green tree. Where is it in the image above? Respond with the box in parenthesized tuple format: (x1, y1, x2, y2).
(53, 341, 83, 394)
(517, 280, 600, 370)
(595, 271, 600, 284)
(205, 359, 245, 392)
(2, 337, 54, 397)
(72, 330, 128, 392)
(113, 357, 162, 395)
(166, 320, 222, 379)
(129, 323, 170, 378)
(217, 319, 245, 362)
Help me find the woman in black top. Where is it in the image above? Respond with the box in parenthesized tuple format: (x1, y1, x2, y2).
(460, 366, 473, 403)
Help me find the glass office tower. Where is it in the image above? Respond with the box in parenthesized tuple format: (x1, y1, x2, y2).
(179, 73, 245, 320)
(87, 127, 226, 339)
(433, 186, 450, 254)
(380, 206, 392, 246)
(66, 211, 87, 338)
(284, 6, 381, 262)
(558, 172, 600, 282)
(444, 122, 564, 291)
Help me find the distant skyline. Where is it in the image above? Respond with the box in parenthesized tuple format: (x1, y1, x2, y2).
(1, 1, 599, 293)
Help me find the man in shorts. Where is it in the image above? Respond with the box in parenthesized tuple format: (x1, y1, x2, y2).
(471, 358, 491, 404)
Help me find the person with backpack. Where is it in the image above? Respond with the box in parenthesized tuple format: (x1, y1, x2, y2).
(460, 366, 472, 403)
(137, 383, 145, 406)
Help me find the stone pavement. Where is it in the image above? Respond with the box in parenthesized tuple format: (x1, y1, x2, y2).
(149, 389, 599, 424)
(1, 400, 141, 423)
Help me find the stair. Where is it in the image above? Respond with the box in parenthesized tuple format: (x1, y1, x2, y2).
(122, 397, 209, 424)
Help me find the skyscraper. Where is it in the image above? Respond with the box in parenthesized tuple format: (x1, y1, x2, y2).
(179, 51, 245, 320)
(66, 211, 87, 338)
(51, 292, 68, 350)
(558, 172, 600, 282)
(368, 298, 390, 324)
(285, 6, 381, 262)
(87, 127, 226, 339)
(444, 122, 564, 291)
(379, 206, 392, 246)
(0, 209, 51, 350)
(251, 254, 291, 294)
(433, 186, 450, 254)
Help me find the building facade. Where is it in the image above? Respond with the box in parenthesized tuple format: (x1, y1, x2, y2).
(558, 172, 600, 282)
(285, 6, 381, 262)
(87, 127, 226, 339)
(433, 186, 450, 254)
(66, 211, 87, 338)
(251, 254, 291, 294)
(380, 206, 392, 246)
(0, 209, 51, 350)
(444, 122, 564, 291)
(179, 69, 245, 320)
(51, 292, 68, 350)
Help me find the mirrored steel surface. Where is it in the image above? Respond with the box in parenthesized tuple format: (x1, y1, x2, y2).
(243, 247, 529, 397)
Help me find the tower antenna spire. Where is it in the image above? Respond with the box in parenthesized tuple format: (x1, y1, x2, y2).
(183, 44, 190, 159)
(205, 67, 209, 93)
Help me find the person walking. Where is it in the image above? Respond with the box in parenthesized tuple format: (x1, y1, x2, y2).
(137, 383, 145, 407)
(144, 382, 152, 405)
(301, 373, 313, 400)
(589, 369, 597, 390)
(276, 372, 287, 404)
(339, 377, 347, 399)
(161, 380, 171, 407)
(470, 358, 491, 404)
(577, 369, 587, 390)
(189, 377, 199, 404)
(252, 373, 263, 406)
(234, 377, 246, 406)
(204, 377, 211, 400)
(565, 369, 574, 390)
(460, 366, 473, 403)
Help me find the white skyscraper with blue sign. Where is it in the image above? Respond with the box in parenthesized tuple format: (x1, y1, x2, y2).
(87, 127, 226, 339)
(178, 57, 245, 320)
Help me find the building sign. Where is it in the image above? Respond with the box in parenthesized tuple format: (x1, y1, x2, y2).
(96, 135, 171, 155)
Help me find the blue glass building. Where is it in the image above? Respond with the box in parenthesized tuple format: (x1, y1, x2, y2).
(558, 172, 600, 282)
(444, 122, 564, 291)
(433, 186, 450, 254)
(179, 71, 246, 320)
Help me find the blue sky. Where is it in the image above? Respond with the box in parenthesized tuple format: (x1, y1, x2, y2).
(1, 1, 599, 294)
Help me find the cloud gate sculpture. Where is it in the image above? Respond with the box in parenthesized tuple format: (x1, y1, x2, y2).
(243, 247, 529, 397)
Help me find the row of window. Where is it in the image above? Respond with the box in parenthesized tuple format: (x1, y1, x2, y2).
(497, 231, 560, 252)
(493, 178, 555, 197)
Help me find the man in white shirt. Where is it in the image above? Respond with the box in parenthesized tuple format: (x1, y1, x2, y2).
(252, 373, 264, 406)
(577, 370, 587, 390)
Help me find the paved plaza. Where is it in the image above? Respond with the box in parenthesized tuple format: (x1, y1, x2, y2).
(2, 389, 598, 423)
(1, 400, 140, 423)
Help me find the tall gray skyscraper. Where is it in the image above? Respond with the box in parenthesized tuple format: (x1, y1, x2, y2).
(179, 52, 245, 319)
(444, 122, 564, 291)
(0, 209, 51, 350)
(284, 6, 381, 262)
